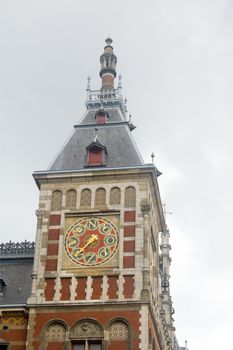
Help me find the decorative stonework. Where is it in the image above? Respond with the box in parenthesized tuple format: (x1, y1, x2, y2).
(45, 323, 66, 341)
(66, 189, 77, 208)
(125, 186, 136, 207)
(51, 190, 62, 211)
(95, 188, 106, 206)
(109, 321, 128, 339)
(110, 187, 121, 205)
(80, 189, 91, 207)
(0, 312, 27, 326)
(71, 321, 103, 338)
(0, 241, 35, 258)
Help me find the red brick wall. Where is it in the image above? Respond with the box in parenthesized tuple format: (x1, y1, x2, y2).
(123, 240, 135, 252)
(124, 211, 135, 222)
(75, 277, 87, 300)
(60, 278, 71, 301)
(33, 309, 140, 349)
(45, 258, 58, 272)
(108, 340, 128, 350)
(49, 214, 61, 226)
(0, 313, 28, 350)
(107, 276, 118, 299)
(124, 225, 135, 237)
(45, 215, 61, 272)
(46, 343, 65, 350)
(123, 275, 134, 298)
(91, 276, 103, 299)
(47, 243, 59, 256)
(48, 228, 60, 240)
(123, 256, 135, 268)
(44, 279, 55, 301)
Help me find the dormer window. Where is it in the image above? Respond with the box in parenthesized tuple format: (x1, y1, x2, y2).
(0, 278, 7, 296)
(95, 109, 108, 124)
(86, 137, 107, 167)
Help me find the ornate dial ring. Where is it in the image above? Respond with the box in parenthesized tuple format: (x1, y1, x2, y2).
(65, 216, 119, 266)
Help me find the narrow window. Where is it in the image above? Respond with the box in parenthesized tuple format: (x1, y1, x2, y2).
(87, 147, 104, 166)
(110, 187, 121, 205)
(95, 188, 106, 207)
(66, 189, 77, 208)
(80, 189, 91, 207)
(51, 190, 62, 211)
(124, 186, 136, 207)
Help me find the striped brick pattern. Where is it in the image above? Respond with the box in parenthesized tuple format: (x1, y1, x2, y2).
(45, 215, 61, 272)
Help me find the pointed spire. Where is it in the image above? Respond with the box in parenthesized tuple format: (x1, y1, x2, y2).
(99, 38, 117, 91)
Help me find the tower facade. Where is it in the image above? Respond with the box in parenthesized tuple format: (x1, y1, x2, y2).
(26, 39, 174, 350)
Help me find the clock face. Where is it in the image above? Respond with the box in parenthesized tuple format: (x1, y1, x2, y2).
(64, 217, 119, 266)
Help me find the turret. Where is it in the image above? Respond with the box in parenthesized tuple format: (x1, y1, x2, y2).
(99, 38, 117, 90)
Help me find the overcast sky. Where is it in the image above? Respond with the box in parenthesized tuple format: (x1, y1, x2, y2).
(0, 1, 232, 349)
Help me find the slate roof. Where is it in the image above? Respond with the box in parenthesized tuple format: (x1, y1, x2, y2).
(0, 242, 34, 306)
(0, 260, 33, 305)
(49, 106, 143, 171)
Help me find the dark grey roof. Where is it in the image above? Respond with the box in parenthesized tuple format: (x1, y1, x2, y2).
(0, 241, 34, 305)
(80, 107, 124, 124)
(0, 260, 33, 305)
(49, 106, 143, 171)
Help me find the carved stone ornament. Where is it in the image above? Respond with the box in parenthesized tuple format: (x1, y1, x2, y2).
(35, 209, 44, 218)
(109, 321, 128, 339)
(141, 202, 151, 214)
(45, 323, 66, 342)
(0, 241, 35, 257)
(71, 321, 103, 338)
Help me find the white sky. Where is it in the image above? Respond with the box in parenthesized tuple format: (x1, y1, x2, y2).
(0, 1, 232, 349)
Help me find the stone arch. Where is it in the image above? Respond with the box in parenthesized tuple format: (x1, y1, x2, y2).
(70, 318, 103, 339)
(110, 187, 121, 205)
(51, 190, 62, 211)
(124, 186, 136, 208)
(95, 188, 106, 206)
(66, 189, 77, 208)
(80, 188, 91, 207)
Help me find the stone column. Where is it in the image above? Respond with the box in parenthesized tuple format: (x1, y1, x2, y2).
(28, 209, 43, 303)
(141, 202, 151, 301)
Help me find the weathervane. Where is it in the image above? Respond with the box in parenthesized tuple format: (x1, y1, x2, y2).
(162, 203, 172, 220)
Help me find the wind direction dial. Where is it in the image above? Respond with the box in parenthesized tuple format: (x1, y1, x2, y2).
(65, 217, 119, 266)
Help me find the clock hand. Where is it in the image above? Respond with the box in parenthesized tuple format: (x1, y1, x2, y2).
(76, 234, 98, 256)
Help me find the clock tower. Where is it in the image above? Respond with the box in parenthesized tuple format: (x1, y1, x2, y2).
(26, 39, 174, 350)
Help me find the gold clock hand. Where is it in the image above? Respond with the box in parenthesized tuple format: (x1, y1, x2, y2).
(76, 234, 98, 256)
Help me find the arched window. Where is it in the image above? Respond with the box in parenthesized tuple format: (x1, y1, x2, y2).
(110, 187, 121, 205)
(95, 188, 106, 207)
(51, 190, 62, 211)
(44, 321, 66, 350)
(80, 189, 91, 207)
(70, 319, 103, 350)
(66, 189, 77, 209)
(108, 319, 129, 349)
(124, 186, 136, 208)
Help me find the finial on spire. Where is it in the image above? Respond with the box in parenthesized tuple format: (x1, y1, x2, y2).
(100, 38, 117, 91)
(124, 98, 128, 114)
(86, 76, 91, 91)
(118, 74, 122, 89)
(151, 152, 155, 163)
(105, 37, 113, 46)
